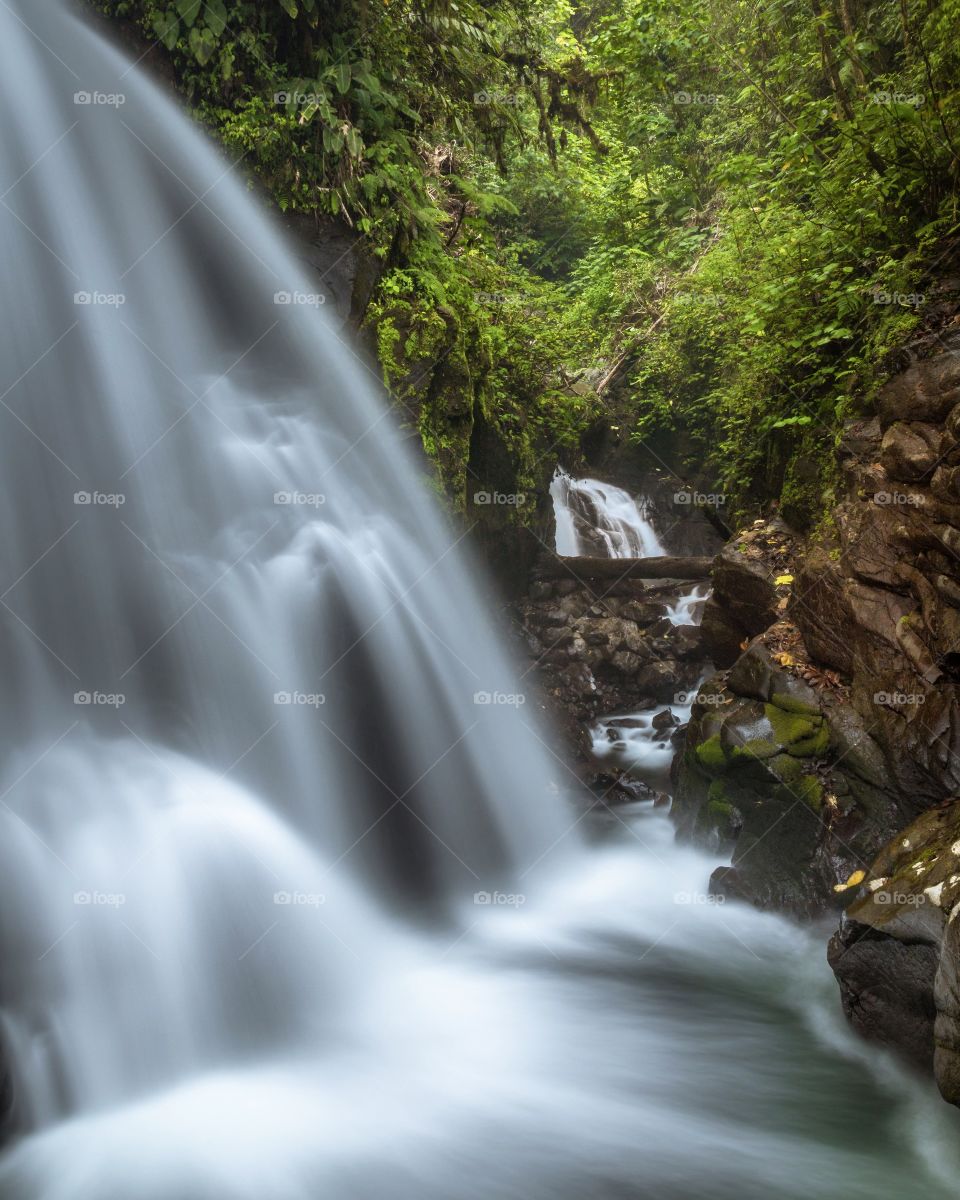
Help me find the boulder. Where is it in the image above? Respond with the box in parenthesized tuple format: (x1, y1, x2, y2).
(828, 799, 960, 1103)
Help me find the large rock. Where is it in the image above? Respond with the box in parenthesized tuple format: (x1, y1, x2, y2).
(701, 521, 796, 667)
(828, 799, 960, 1103)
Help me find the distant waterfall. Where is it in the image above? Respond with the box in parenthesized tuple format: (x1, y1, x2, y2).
(550, 470, 666, 557)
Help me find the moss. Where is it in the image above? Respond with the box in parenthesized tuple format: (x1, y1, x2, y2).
(770, 692, 821, 718)
(729, 738, 781, 763)
(767, 753, 804, 785)
(763, 702, 831, 758)
(795, 775, 824, 812)
(695, 733, 727, 774)
(786, 722, 831, 758)
(695, 781, 739, 843)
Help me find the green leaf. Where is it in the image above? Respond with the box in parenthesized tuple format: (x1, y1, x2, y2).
(204, 0, 228, 38)
(278, 0, 298, 17)
(177, 0, 202, 28)
(322, 126, 344, 153)
(152, 11, 180, 50)
(333, 61, 351, 94)
(189, 24, 217, 65)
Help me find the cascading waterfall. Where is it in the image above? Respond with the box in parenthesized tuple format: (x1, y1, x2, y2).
(550, 470, 708, 780)
(0, 0, 573, 1163)
(1, 3, 960, 1198)
(549, 469, 666, 557)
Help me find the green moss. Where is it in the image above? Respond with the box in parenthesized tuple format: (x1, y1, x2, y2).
(770, 692, 821, 718)
(695, 734, 727, 774)
(763, 700, 820, 744)
(729, 738, 781, 763)
(767, 753, 804, 785)
(786, 722, 831, 758)
(795, 775, 825, 812)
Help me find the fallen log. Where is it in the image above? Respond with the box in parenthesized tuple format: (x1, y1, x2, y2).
(537, 554, 714, 582)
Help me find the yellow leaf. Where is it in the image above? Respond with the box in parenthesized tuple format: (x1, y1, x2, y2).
(832, 869, 866, 893)
(775, 573, 794, 585)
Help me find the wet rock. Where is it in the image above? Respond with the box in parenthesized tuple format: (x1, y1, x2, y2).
(828, 919, 938, 1071)
(827, 799, 960, 1101)
(651, 708, 678, 733)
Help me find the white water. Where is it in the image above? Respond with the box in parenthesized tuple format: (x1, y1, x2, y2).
(550, 470, 666, 557)
(666, 583, 709, 626)
(0, 3, 957, 1196)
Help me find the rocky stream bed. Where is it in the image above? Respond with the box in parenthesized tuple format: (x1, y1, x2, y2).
(519, 325, 960, 1110)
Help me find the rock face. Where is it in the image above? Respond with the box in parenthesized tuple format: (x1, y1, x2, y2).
(828, 800, 960, 1102)
(678, 330, 960, 922)
(792, 330, 960, 806)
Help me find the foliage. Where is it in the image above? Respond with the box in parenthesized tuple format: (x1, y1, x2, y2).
(100, 0, 960, 526)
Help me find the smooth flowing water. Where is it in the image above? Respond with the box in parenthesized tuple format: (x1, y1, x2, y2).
(550, 470, 666, 557)
(0, 3, 958, 1196)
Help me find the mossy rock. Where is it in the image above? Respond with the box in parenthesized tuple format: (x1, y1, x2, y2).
(767, 753, 805, 785)
(770, 692, 821, 718)
(707, 779, 732, 808)
(693, 780, 741, 847)
(763, 702, 819, 747)
(795, 775, 824, 812)
(786, 722, 831, 758)
(695, 733, 727, 774)
(728, 738, 782, 763)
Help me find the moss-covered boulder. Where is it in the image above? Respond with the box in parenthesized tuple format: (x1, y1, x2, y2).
(673, 642, 897, 916)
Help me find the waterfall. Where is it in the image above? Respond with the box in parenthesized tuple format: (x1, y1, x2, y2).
(549, 470, 666, 558)
(2, 4, 960, 1198)
(0, 0, 573, 1146)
